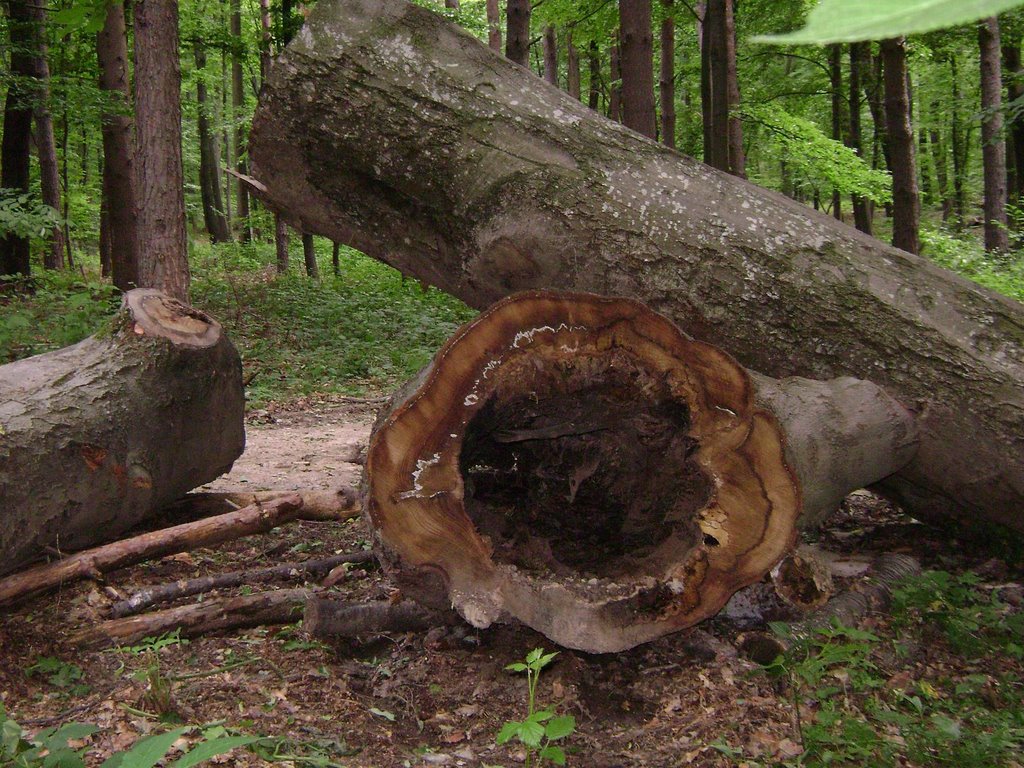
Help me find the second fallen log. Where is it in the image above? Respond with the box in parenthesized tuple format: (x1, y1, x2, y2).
(364, 292, 918, 653)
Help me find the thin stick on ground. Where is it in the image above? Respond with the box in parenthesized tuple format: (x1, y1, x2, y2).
(0, 495, 304, 607)
(109, 550, 376, 618)
(72, 588, 312, 649)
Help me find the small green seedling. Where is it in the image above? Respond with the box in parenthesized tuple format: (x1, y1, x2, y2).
(496, 648, 575, 767)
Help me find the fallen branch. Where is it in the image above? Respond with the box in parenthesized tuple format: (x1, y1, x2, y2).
(73, 588, 310, 649)
(109, 550, 376, 618)
(0, 496, 304, 607)
(737, 553, 922, 664)
(304, 598, 458, 639)
(167, 487, 360, 522)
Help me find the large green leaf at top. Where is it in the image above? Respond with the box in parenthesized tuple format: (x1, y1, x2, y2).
(754, 0, 1024, 44)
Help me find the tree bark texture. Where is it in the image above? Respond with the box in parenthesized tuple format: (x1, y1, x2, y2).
(1003, 37, 1024, 202)
(27, 1, 65, 270)
(723, 0, 743, 177)
(880, 37, 920, 254)
(134, 0, 190, 300)
(1, 0, 34, 277)
(249, 0, 1024, 534)
(231, 0, 251, 240)
(567, 33, 581, 100)
(97, 0, 139, 291)
(660, 0, 676, 149)
(588, 41, 601, 111)
(609, 34, 622, 122)
(980, 17, 1010, 253)
(543, 26, 557, 86)
(505, 0, 530, 68)
(0, 290, 245, 576)
(619, 0, 657, 139)
(362, 292, 916, 652)
(302, 232, 320, 277)
(195, 42, 232, 244)
(848, 43, 872, 234)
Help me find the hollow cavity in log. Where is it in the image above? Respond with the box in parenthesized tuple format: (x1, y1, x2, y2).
(365, 291, 802, 653)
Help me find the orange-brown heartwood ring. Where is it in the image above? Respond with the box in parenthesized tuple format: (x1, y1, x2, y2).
(364, 291, 917, 652)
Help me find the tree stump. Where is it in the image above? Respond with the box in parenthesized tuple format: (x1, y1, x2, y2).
(0, 289, 245, 575)
(364, 292, 917, 652)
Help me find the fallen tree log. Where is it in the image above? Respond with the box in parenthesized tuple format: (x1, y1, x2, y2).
(304, 599, 456, 639)
(0, 495, 303, 606)
(73, 588, 309, 649)
(0, 289, 245, 575)
(250, 0, 1024, 533)
(364, 292, 916, 652)
(165, 487, 361, 522)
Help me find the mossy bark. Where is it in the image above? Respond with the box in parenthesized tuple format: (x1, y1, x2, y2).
(250, 0, 1024, 534)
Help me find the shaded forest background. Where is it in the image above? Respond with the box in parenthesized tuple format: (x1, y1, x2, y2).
(1, 0, 1023, 402)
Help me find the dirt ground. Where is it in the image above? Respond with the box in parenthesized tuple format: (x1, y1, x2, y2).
(1, 398, 1021, 767)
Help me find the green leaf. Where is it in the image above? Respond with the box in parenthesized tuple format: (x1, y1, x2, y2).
(518, 719, 545, 748)
(98, 727, 190, 768)
(169, 735, 257, 768)
(544, 715, 575, 741)
(42, 748, 87, 768)
(505, 662, 528, 673)
(754, 0, 1024, 45)
(41, 723, 99, 751)
(496, 721, 521, 745)
(539, 745, 566, 765)
(368, 707, 395, 721)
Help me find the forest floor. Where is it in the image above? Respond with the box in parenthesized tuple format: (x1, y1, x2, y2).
(1, 398, 1022, 768)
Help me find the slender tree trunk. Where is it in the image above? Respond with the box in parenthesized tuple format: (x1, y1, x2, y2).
(232, 0, 251, 242)
(588, 41, 601, 111)
(259, 0, 273, 82)
(702, 0, 730, 171)
(950, 56, 966, 228)
(619, 0, 657, 139)
(609, 33, 622, 122)
(880, 37, 919, 254)
(60, 80, 73, 269)
(332, 240, 341, 275)
(24, 2, 65, 270)
(1, 0, 34, 277)
(195, 42, 232, 244)
(660, 0, 676, 149)
(486, 0, 501, 52)
(848, 42, 872, 233)
(918, 122, 935, 207)
(863, 46, 889, 222)
(134, 0, 190, 300)
(724, 0, 744, 176)
(1002, 37, 1023, 203)
(444, 0, 459, 8)
(543, 25, 558, 86)
(567, 32, 581, 100)
(276, 216, 289, 272)
(506, 0, 530, 68)
(929, 106, 952, 222)
(302, 232, 319, 277)
(97, 2, 139, 290)
(980, 17, 1010, 252)
(830, 44, 843, 220)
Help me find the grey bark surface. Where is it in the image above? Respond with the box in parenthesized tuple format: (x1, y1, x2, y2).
(249, 0, 1024, 534)
(0, 290, 245, 575)
(980, 17, 1010, 253)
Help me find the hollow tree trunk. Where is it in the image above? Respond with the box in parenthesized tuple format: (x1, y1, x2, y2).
(363, 292, 916, 652)
(249, 0, 1024, 534)
(0, 290, 245, 576)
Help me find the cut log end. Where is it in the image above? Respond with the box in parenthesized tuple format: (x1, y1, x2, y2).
(125, 289, 223, 348)
(365, 292, 802, 653)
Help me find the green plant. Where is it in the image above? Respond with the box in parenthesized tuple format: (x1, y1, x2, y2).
(25, 657, 91, 697)
(110, 631, 191, 718)
(1, 704, 256, 768)
(496, 648, 575, 767)
(0, 189, 63, 241)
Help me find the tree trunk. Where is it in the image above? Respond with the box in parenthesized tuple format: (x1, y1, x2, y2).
(259, 0, 273, 82)
(195, 42, 232, 244)
(609, 33, 622, 122)
(505, 0, 530, 68)
(1004, 38, 1024, 203)
(723, 0, 744, 177)
(363, 292, 916, 652)
(619, 0, 657, 139)
(231, 0, 251, 242)
(97, 0, 139, 291)
(701, 0, 729, 171)
(543, 25, 557, 86)
(950, 55, 967, 228)
(880, 37, 919, 254)
(26, 1, 65, 270)
(249, 0, 1024, 535)
(0, 289, 244, 576)
(486, 0, 501, 53)
(332, 240, 341, 275)
(1, 0, 34, 277)
(980, 17, 1010, 253)
(660, 0, 676, 149)
(275, 215, 289, 271)
(134, 0, 190, 301)
(929, 107, 953, 222)
(830, 44, 843, 221)
(567, 32, 581, 99)
(588, 41, 601, 111)
(302, 232, 319, 277)
(848, 43, 872, 234)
